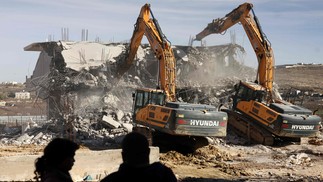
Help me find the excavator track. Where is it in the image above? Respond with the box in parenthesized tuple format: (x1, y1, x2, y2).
(152, 131, 209, 154)
(133, 126, 209, 153)
(223, 109, 274, 145)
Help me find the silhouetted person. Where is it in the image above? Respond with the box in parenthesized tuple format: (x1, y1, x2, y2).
(34, 138, 80, 182)
(101, 132, 177, 182)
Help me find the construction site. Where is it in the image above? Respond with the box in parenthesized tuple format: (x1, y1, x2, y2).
(1, 2, 323, 182)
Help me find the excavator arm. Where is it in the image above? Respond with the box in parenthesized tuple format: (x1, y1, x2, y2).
(194, 3, 274, 102)
(118, 4, 176, 102)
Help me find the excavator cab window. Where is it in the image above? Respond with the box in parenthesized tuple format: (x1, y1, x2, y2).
(255, 90, 265, 103)
(237, 84, 254, 101)
(132, 91, 142, 116)
(233, 83, 255, 109)
(150, 91, 165, 106)
(133, 90, 148, 115)
(134, 90, 151, 108)
(234, 83, 265, 107)
(144, 91, 149, 105)
(133, 90, 165, 114)
(134, 91, 144, 108)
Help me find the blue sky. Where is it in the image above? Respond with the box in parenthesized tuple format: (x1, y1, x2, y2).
(0, 0, 322, 83)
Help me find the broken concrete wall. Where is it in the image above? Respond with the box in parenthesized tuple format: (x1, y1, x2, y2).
(31, 51, 51, 78)
(24, 41, 255, 121)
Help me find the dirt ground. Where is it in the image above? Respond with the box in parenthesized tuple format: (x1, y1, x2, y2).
(1, 65, 322, 181)
(161, 136, 323, 182)
(1, 135, 322, 182)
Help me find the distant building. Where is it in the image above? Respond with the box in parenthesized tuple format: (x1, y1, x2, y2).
(2, 81, 18, 85)
(15, 91, 31, 100)
(0, 101, 6, 106)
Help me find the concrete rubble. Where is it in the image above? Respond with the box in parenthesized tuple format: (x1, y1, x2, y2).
(2, 41, 251, 147)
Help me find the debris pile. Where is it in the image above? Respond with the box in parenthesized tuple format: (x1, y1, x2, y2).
(160, 144, 251, 178)
(25, 42, 253, 116)
(161, 145, 233, 170)
(285, 153, 312, 167)
(0, 110, 131, 148)
(4, 41, 321, 150)
(0, 122, 55, 146)
(12, 41, 254, 147)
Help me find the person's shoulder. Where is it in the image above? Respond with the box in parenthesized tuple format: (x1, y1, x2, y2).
(100, 171, 120, 182)
(148, 162, 177, 182)
(42, 170, 73, 182)
(150, 162, 172, 171)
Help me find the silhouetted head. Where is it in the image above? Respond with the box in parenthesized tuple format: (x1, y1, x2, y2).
(34, 138, 79, 181)
(121, 132, 150, 167)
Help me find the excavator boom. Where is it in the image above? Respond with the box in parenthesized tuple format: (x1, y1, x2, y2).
(195, 3, 274, 101)
(195, 3, 252, 41)
(118, 4, 176, 102)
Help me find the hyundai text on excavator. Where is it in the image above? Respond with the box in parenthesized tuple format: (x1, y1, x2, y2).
(118, 4, 228, 150)
(193, 2, 321, 145)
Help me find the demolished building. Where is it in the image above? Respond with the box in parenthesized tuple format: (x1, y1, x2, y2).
(24, 41, 255, 124)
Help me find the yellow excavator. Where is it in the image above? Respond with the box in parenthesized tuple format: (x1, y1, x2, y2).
(118, 4, 228, 150)
(193, 2, 321, 145)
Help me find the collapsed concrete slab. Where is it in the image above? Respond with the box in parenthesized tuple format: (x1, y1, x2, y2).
(102, 115, 121, 129)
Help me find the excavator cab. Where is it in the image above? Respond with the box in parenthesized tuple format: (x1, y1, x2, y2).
(132, 88, 165, 114)
(233, 81, 266, 109)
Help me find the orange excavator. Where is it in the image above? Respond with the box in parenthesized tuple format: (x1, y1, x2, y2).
(118, 4, 228, 150)
(193, 2, 321, 145)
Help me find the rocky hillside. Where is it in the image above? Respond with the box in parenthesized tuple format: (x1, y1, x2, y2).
(275, 64, 323, 117)
(275, 64, 323, 93)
